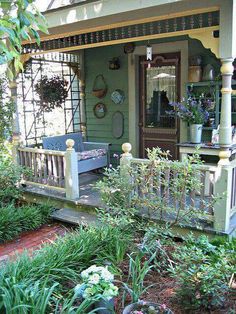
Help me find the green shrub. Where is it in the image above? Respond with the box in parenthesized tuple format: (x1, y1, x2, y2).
(171, 235, 235, 311)
(0, 279, 58, 314)
(0, 149, 26, 205)
(96, 148, 211, 229)
(0, 203, 52, 242)
(0, 226, 130, 312)
(0, 78, 14, 143)
(139, 225, 177, 274)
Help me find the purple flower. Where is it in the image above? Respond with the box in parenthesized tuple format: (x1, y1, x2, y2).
(113, 153, 119, 159)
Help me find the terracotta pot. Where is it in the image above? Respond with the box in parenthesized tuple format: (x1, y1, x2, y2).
(188, 65, 202, 82)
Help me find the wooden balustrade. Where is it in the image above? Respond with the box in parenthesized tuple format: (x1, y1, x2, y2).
(18, 147, 66, 189)
(120, 143, 236, 233)
(18, 139, 79, 200)
(130, 158, 217, 218)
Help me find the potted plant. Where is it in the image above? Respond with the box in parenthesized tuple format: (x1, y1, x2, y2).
(123, 301, 172, 314)
(34, 75, 68, 112)
(74, 265, 118, 314)
(168, 95, 210, 144)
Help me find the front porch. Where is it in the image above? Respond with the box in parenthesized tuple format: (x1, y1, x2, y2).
(17, 139, 236, 238)
(9, 1, 236, 237)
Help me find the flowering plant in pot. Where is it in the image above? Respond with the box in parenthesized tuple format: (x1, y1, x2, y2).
(34, 75, 68, 113)
(123, 301, 172, 314)
(74, 265, 118, 313)
(167, 95, 211, 144)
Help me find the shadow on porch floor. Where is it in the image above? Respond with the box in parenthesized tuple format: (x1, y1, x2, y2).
(23, 172, 103, 209)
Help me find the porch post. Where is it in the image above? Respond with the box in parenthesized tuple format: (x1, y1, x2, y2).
(218, 0, 236, 165)
(218, 58, 234, 165)
(9, 78, 21, 164)
(65, 139, 79, 200)
(120, 143, 133, 176)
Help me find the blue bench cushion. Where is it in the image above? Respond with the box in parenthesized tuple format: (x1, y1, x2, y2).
(77, 148, 107, 161)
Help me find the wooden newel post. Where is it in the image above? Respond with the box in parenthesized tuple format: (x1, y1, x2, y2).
(65, 139, 79, 200)
(120, 143, 133, 177)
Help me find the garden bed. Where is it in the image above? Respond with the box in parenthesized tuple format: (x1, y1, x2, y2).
(0, 224, 235, 313)
(115, 245, 236, 314)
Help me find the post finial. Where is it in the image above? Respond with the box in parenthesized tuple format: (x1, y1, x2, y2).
(122, 143, 132, 156)
(66, 139, 75, 150)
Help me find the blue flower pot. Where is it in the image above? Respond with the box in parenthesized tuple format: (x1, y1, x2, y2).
(94, 298, 115, 314)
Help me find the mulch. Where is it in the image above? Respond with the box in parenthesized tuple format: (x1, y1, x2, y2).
(114, 242, 236, 314)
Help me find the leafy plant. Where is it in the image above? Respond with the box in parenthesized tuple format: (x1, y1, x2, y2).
(55, 292, 99, 314)
(0, 0, 48, 77)
(0, 203, 53, 242)
(170, 236, 235, 311)
(0, 225, 130, 312)
(139, 226, 176, 274)
(0, 78, 14, 144)
(34, 75, 69, 112)
(0, 150, 26, 204)
(0, 226, 128, 287)
(0, 279, 58, 314)
(95, 166, 138, 228)
(123, 252, 155, 303)
(97, 147, 212, 229)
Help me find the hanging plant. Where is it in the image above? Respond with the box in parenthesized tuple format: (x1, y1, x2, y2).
(34, 75, 69, 112)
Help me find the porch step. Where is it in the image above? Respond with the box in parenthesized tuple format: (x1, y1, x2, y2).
(51, 208, 99, 226)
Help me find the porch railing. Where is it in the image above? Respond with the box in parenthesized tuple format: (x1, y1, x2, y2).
(18, 139, 79, 199)
(120, 143, 236, 233)
(18, 147, 66, 188)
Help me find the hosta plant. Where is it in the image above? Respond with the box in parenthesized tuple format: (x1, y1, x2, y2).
(74, 265, 118, 301)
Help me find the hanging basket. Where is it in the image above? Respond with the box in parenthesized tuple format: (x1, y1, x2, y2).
(92, 74, 107, 98)
(34, 75, 68, 112)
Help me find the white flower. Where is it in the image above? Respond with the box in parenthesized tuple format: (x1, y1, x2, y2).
(101, 268, 114, 281)
(88, 273, 100, 285)
(81, 265, 97, 279)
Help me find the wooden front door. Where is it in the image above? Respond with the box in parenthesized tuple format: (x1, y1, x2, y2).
(139, 52, 180, 159)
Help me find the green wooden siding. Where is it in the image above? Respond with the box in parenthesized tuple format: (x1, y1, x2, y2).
(85, 44, 129, 164)
(84, 37, 220, 162)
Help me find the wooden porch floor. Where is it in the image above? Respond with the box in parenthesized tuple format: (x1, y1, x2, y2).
(23, 172, 103, 209)
(22, 172, 236, 237)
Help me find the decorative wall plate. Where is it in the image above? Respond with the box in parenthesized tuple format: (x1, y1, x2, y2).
(111, 89, 125, 105)
(93, 102, 107, 119)
(112, 111, 124, 138)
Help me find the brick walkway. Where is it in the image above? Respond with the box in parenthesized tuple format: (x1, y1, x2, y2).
(0, 223, 68, 262)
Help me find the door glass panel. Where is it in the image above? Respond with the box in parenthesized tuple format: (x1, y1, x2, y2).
(145, 65, 176, 128)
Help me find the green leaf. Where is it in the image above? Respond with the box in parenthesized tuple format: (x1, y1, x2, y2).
(30, 28, 40, 45)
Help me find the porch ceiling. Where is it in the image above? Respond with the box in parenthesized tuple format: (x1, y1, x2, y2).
(23, 10, 219, 55)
